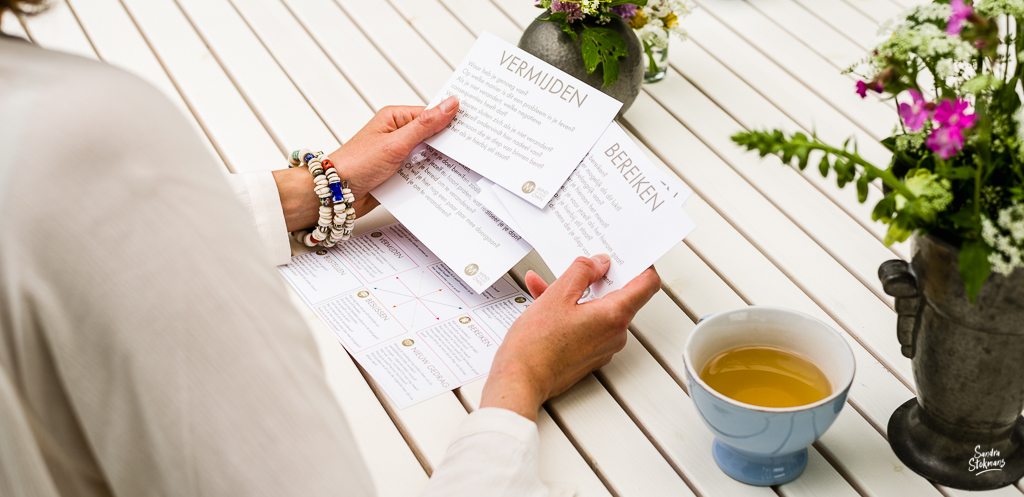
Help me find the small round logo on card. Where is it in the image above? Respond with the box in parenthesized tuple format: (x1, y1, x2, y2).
(357, 291, 370, 298)
(459, 317, 472, 324)
(515, 296, 527, 304)
(465, 264, 479, 276)
(581, 287, 591, 299)
(316, 249, 328, 256)
(522, 181, 536, 194)
(402, 339, 415, 347)
(371, 231, 383, 238)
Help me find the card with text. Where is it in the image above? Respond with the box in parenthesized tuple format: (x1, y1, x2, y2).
(493, 123, 696, 299)
(424, 31, 621, 208)
(281, 223, 534, 409)
(372, 143, 533, 293)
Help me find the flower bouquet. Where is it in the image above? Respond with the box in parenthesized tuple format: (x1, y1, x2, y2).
(533, 0, 651, 87)
(732, 0, 1024, 301)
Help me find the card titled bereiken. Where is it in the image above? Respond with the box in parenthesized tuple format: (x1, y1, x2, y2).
(492, 123, 697, 299)
(423, 31, 621, 208)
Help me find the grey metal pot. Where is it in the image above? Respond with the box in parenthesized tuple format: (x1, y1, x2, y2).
(517, 12, 644, 117)
(880, 234, 1024, 490)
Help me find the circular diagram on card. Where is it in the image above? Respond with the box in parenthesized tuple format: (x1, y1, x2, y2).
(357, 291, 370, 298)
(582, 287, 591, 299)
(515, 296, 527, 304)
(371, 232, 383, 238)
(522, 181, 536, 194)
(316, 249, 328, 256)
(459, 317, 472, 324)
(402, 339, 414, 347)
(465, 264, 479, 276)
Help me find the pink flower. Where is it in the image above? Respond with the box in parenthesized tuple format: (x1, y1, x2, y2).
(925, 98, 976, 159)
(856, 80, 883, 99)
(926, 126, 966, 159)
(551, 0, 583, 21)
(947, 0, 973, 36)
(932, 98, 977, 130)
(898, 90, 931, 131)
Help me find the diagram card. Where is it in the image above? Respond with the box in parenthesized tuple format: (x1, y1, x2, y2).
(423, 31, 621, 208)
(493, 123, 697, 300)
(280, 223, 534, 409)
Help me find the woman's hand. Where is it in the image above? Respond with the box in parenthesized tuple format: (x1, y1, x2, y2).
(480, 256, 661, 421)
(274, 96, 459, 232)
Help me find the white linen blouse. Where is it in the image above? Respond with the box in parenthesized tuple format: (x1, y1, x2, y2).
(0, 34, 571, 497)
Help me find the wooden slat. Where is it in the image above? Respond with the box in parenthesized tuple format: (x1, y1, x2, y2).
(1, 11, 28, 39)
(668, 39, 911, 259)
(687, 2, 896, 140)
(63, 0, 227, 172)
(225, 0, 376, 141)
(786, 0, 882, 49)
(436, 0, 523, 46)
(119, 0, 282, 173)
(332, 0, 451, 100)
(742, 0, 873, 69)
(645, 66, 899, 307)
(386, 0, 478, 69)
(277, 0, 421, 110)
(19, 0, 96, 59)
(838, 0, 905, 24)
(173, 0, 342, 151)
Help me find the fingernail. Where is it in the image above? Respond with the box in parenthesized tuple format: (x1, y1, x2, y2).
(592, 254, 610, 264)
(439, 95, 458, 113)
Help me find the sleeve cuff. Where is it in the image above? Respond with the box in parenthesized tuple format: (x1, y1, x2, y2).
(450, 407, 540, 450)
(227, 171, 292, 266)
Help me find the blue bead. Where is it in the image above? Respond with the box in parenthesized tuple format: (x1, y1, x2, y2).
(330, 182, 344, 202)
(304, 153, 316, 163)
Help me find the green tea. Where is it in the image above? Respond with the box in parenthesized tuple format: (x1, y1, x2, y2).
(699, 345, 831, 408)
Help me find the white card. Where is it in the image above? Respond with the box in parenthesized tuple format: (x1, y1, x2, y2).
(372, 143, 533, 293)
(280, 223, 535, 409)
(475, 178, 526, 239)
(493, 123, 696, 299)
(424, 31, 621, 208)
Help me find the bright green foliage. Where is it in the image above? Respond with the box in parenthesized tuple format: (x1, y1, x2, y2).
(580, 26, 628, 87)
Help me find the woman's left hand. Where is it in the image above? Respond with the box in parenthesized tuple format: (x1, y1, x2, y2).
(274, 96, 459, 231)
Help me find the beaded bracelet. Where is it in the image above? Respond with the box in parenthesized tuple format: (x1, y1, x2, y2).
(287, 149, 356, 248)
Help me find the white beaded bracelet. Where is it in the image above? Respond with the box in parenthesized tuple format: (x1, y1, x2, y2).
(288, 149, 356, 248)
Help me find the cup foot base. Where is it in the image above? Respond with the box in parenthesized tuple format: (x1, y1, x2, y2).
(711, 439, 807, 486)
(888, 398, 1024, 490)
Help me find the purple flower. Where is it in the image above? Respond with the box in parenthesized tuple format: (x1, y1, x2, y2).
(926, 126, 966, 159)
(898, 90, 931, 132)
(551, 0, 583, 21)
(925, 98, 976, 159)
(933, 98, 977, 130)
(947, 0, 973, 36)
(855, 80, 883, 99)
(610, 4, 639, 19)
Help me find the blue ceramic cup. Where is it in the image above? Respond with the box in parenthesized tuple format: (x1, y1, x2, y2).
(683, 307, 856, 486)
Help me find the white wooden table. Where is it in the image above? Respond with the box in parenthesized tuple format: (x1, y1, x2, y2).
(6, 1, 1021, 495)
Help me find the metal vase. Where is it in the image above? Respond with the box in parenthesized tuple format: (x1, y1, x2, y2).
(880, 234, 1024, 490)
(517, 12, 644, 118)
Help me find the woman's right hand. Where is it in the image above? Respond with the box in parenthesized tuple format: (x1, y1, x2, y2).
(480, 255, 661, 420)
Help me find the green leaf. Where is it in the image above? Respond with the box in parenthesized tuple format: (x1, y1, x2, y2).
(580, 26, 628, 87)
(872, 193, 896, 222)
(963, 74, 1000, 94)
(959, 240, 992, 304)
(796, 147, 809, 170)
(818, 155, 831, 177)
(881, 136, 897, 153)
(949, 206, 980, 230)
(856, 173, 869, 203)
(936, 165, 975, 180)
(606, 0, 647, 6)
(536, 11, 577, 41)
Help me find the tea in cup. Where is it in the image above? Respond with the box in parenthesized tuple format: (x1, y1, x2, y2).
(683, 307, 856, 485)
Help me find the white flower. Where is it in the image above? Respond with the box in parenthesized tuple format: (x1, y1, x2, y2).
(982, 204, 1024, 276)
(936, 59, 954, 80)
(975, 0, 1024, 17)
(911, 3, 953, 21)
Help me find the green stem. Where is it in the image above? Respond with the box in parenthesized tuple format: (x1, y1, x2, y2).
(814, 143, 918, 200)
(643, 41, 657, 75)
